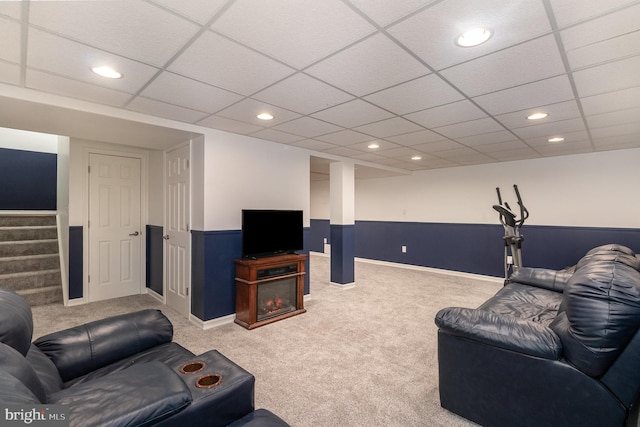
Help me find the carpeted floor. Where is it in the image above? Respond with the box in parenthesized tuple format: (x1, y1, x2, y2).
(31, 254, 504, 427)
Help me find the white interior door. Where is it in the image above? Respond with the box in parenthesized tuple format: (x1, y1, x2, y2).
(88, 154, 142, 302)
(165, 145, 190, 318)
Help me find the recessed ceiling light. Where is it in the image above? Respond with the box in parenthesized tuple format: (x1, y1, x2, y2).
(548, 137, 565, 143)
(527, 112, 548, 120)
(368, 143, 380, 149)
(455, 28, 493, 47)
(91, 66, 123, 79)
(257, 113, 274, 121)
(411, 155, 422, 161)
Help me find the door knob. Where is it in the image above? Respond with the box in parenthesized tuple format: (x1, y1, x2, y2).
(129, 231, 140, 236)
(163, 235, 170, 240)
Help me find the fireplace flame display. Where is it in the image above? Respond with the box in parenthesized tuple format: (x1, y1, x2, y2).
(259, 296, 292, 318)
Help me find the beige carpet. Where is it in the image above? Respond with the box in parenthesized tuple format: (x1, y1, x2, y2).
(31, 254, 504, 427)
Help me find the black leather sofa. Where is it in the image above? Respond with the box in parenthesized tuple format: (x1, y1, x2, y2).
(435, 244, 640, 427)
(0, 287, 289, 427)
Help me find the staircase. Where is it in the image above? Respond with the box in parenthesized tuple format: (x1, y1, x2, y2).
(0, 215, 63, 306)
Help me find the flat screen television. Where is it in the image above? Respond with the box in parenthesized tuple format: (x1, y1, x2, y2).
(241, 209, 304, 259)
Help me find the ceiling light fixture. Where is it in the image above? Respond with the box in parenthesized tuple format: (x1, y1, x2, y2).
(548, 137, 565, 143)
(455, 28, 493, 47)
(91, 66, 123, 79)
(368, 143, 380, 149)
(411, 155, 422, 161)
(527, 112, 548, 120)
(256, 113, 274, 121)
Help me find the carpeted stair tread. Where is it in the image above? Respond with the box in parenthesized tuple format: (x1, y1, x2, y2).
(0, 254, 60, 274)
(0, 226, 57, 242)
(0, 216, 56, 227)
(0, 269, 62, 291)
(17, 285, 63, 306)
(0, 239, 58, 257)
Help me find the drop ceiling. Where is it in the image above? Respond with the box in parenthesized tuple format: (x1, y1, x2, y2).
(1, 0, 639, 176)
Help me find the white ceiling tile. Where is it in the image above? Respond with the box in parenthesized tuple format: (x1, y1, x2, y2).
(593, 133, 640, 150)
(311, 99, 394, 128)
(273, 117, 343, 138)
(472, 75, 574, 116)
(434, 147, 494, 161)
(433, 118, 505, 139)
(364, 74, 464, 115)
(512, 118, 586, 139)
(28, 1, 200, 67)
(349, 0, 437, 27)
(524, 129, 591, 147)
(573, 56, 640, 97)
(388, 0, 551, 70)
(197, 115, 265, 134)
(590, 122, 640, 139)
(306, 33, 428, 96)
(350, 152, 389, 162)
(404, 100, 488, 129)
(0, 61, 20, 86)
(387, 129, 447, 146)
(216, 98, 301, 127)
(353, 117, 423, 138)
(581, 87, 640, 116)
(378, 146, 427, 159)
(586, 108, 640, 129)
(495, 100, 581, 129)
(212, 0, 376, 69)
(315, 130, 376, 145)
(549, 0, 637, 27)
(473, 140, 530, 153)
(26, 70, 131, 107)
(456, 130, 518, 146)
(566, 31, 640, 71)
(441, 36, 566, 97)
(0, 17, 20, 63)
(169, 31, 295, 96)
(290, 139, 337, 151)
(537, 140, 593, 157)
(485, 147, 540, 161)
(253, 74, 354, 115)
(148, 0, 228, 25)
(560, 4, 640, 50)
(127, 97, 209, 123)
(411, 140, 465, 153)
(0, 2, 21, 20)
(27, 28, 159, 93)
(141, 72, 243, 114)
(322, 146, 364, 157)
(249, 129, 305, 144)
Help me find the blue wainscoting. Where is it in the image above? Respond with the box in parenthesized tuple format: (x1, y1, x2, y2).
(191, 228, 311, 322)
(146, 225, 164, 295)
(330, 224, 355, 285)
(0, 148, 57, 210)
(309, 219, 640, 278)
(68, 226, 83, 299)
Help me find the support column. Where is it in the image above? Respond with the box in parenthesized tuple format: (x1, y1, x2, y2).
(329, 162, 355, 288)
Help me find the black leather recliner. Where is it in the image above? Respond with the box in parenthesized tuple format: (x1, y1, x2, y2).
(435, 244, 640, 427)
(0, 287, 288, 426)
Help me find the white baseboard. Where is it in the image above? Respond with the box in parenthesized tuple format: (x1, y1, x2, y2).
(190, 313, 236, 330)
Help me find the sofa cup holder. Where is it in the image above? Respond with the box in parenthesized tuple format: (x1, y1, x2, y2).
(179, 361, 206, 375)
(195, 373, 223, 389)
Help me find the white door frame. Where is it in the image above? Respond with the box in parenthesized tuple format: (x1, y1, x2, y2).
(82, 145, 148, 304)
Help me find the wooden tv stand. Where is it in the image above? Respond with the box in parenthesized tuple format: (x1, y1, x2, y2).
(234, 254, 307, 329)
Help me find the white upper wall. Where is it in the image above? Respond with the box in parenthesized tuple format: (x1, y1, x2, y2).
(201, 129, 310, 231)
(352, 148, 640, 228)
(0, 127, 58, 153)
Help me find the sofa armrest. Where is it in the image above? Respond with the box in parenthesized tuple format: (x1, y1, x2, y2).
(509, 267, 572, 292)
(435, 307, 563, 359)
(34, 309, 173, 382)
(48, 361, 191, 427)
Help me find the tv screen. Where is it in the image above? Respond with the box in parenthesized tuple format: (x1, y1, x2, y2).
(242, 210, 304, 258)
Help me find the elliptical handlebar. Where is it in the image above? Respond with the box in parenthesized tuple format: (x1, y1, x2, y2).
(513, 184, 529, 228)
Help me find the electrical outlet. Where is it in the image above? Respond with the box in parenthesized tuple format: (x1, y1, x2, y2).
(323, 238, 328, 244)
(402, 245, 407, 253)
(507, 255, 513, 265)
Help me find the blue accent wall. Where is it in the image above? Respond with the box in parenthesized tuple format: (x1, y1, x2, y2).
(68, 226, 83, 299)
(191, 228, 311, 322)
(310, 219, 640, 278)
(146, 225, 164, 295)
(0, 148, 57, 210)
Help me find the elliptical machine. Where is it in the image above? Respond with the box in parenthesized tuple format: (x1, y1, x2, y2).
(493, 184, 529, 281)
